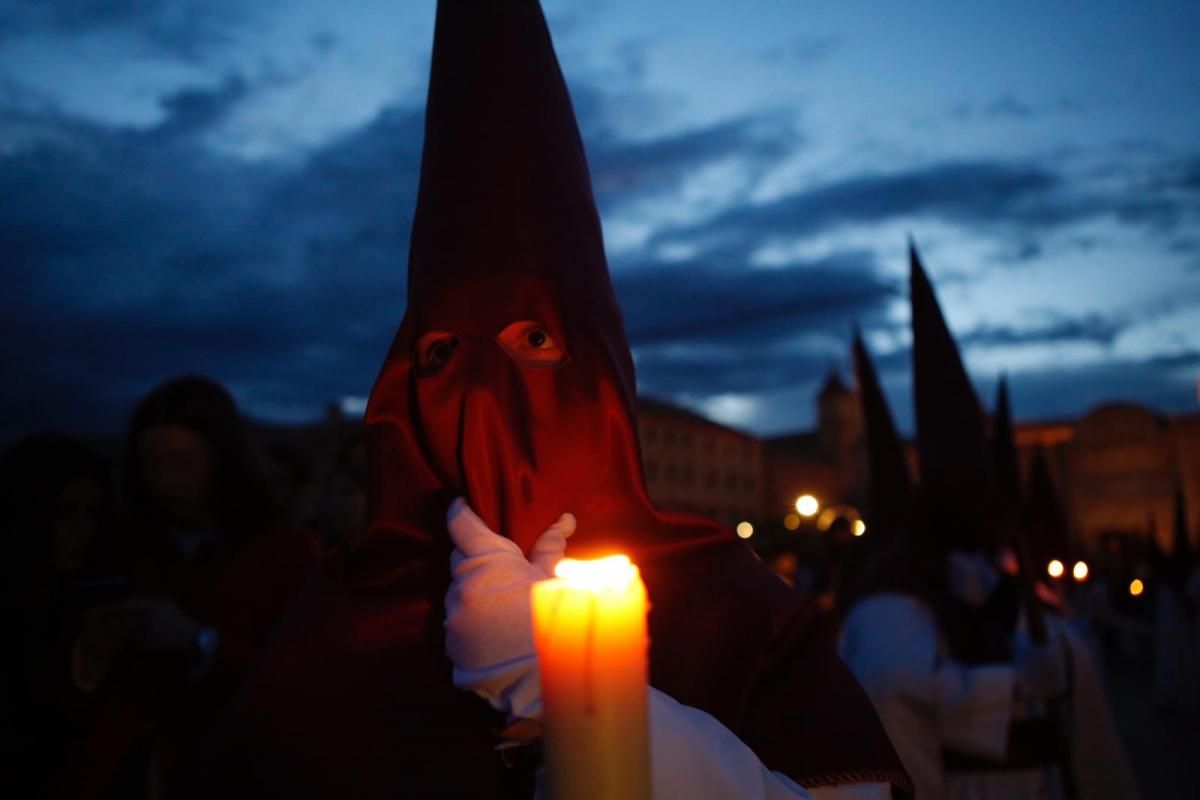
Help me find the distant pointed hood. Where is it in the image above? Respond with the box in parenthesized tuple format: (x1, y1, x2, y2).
(852, 329, 914, 545)
(1167, 482, 1195, 589)
(1024, 446, 1071, 569)
(1172, 483, 1194, 558)
(910, 240, 995, 553)
(991, 376, 1023, 545)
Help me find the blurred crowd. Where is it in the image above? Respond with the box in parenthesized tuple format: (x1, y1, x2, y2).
(1, 375, 364, 798)
(754, 512, 1200, 713)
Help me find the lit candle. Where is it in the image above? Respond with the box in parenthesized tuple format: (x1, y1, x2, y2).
(531, 555, 651, 800)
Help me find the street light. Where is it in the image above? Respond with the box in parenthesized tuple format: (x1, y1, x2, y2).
(795, 494, 819, 518)
(1047, 559, 1064, 579)
(1072, 561, 1088, 582)
(736, 521, 754, 539)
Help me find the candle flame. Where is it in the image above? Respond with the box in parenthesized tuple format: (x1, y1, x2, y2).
(1129, 578, 1144, 597)
(555, 555, 638, 591)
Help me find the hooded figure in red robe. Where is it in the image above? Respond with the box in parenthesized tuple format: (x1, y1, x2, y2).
(181, 2, 909, 796)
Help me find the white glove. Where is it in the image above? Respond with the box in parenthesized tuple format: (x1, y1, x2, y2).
(444, 497, 575, 720)
(1014, 639, 1069, 701)
(947, 551, 999, 608)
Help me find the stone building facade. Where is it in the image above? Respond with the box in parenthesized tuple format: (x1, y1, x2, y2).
(635, 397, 765, 526)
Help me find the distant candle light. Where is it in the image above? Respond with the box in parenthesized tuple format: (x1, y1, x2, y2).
(783, 513, 801, 530)
(1072, 561, 1089, 581)
(1047, 559, 1065, 579)
(736, 521, 754, 539)
(1129, 578, 1144, 597)
(795, 494, 819, 517)
(852, 519, 866, 537)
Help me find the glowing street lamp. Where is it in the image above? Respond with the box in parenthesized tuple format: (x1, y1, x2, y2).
(795, 494, 819, 518)
(1072, 561, 1089, 582)
(736, 521, 754, 539)
(1047, 559, 1065, 579)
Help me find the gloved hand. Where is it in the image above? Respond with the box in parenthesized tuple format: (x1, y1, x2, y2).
(1014, 639, 1069, 701)
(444, 497, 575, 720)
(947, 551, 1000, 608)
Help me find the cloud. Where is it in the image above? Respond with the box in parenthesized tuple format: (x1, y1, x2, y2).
(653, 160, 1074, 256)
(1003, 355, 1199, 423)
(0, 75, 422, 438)
(653, 149, 1200, 262)
(0, 1, 253, 61)
(618, 251, 894, 348)
(958, 312, 1127, 349)
(761, 34, 842, 66)
(985, 94, 1035, 119)
(588, 111, 800, 211)
(3, 8, 1199, 445)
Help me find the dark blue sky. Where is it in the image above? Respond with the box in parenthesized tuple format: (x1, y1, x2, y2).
(2, 0, 1198, 439)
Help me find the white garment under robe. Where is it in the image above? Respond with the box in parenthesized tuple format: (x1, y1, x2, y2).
(840, 592, 1141, 800)
(838, 593, 1021, 800)
(534, 687, 891, 800)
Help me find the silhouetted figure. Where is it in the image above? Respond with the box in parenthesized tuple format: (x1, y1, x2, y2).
(1, 433, 115, 798)
(65, 376, 318, 799)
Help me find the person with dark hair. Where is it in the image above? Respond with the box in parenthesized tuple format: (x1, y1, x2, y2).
(1, 433, 115, 797)
(65, 375, 318, 799)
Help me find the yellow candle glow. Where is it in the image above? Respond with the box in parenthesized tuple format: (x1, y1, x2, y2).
(532, 555, 651, 800)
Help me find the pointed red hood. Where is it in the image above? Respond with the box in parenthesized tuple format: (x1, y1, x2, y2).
(363, 0, 648, 565)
